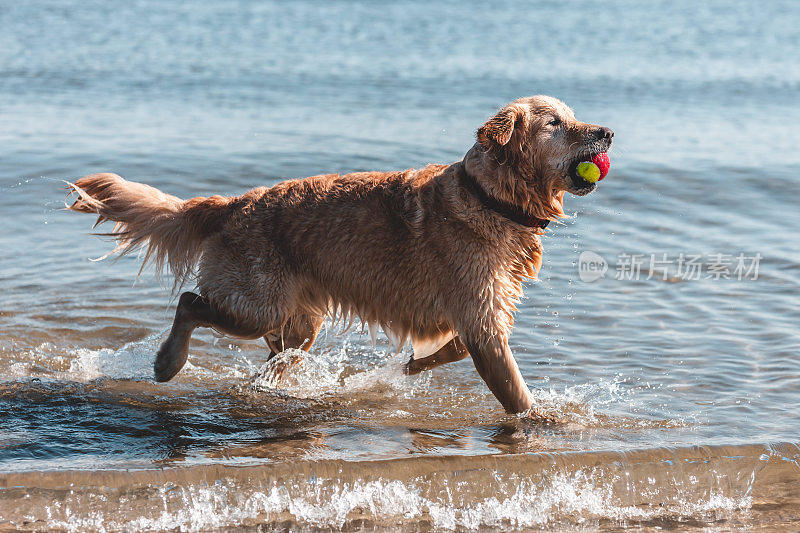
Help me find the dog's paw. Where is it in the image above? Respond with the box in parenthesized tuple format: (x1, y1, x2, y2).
(402, 356, 420, 376)
(153, 336, 189, 382)
(523, 407, 560, 425)
(255, 350, 306, 387)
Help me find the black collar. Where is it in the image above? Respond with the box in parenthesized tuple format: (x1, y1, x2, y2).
(459, 166, 550, 230)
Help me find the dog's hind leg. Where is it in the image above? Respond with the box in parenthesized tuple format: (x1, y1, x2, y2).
(403, 336, 470, 375)
(154, 291, 271, 382)
(264, 314, 324, 357)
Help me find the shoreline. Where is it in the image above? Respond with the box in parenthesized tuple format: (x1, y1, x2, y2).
(3, 442, 799, 530)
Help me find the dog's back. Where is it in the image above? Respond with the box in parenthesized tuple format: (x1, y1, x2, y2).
(195, 163, 517, 348)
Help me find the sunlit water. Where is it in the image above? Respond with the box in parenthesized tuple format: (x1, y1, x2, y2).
(1, 0, 800, 530)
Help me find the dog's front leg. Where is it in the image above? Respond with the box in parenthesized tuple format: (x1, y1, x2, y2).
(463, 337, 532, 414)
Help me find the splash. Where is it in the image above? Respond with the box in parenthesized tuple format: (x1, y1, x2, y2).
(250, 347, 424, 400)
(524, 374, 685, 429)
(79, 474, 747, 531)
(66, 330, 168, 381)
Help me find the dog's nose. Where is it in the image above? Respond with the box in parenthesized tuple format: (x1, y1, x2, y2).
(595, 126, 614, 141)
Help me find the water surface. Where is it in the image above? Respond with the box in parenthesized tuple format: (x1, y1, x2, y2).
(1, 0, 800, 530)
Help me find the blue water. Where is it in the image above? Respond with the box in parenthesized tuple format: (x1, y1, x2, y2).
(1, 1, 800, 530)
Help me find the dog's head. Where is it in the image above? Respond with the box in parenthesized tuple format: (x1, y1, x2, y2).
(472, 95, 613, 220)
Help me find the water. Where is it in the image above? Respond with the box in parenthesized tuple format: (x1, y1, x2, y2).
(1, 0, 800, 530)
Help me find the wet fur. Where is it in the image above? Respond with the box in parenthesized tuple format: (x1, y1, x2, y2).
(67, 95, 613, 413)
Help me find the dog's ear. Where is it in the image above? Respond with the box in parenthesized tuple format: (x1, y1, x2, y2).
(477, 104, 526, 148)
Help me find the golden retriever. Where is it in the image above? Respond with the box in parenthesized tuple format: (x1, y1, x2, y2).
(67, 95, 613, 413)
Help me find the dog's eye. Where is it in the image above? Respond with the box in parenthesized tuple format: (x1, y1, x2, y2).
(548, 117, 562, 126)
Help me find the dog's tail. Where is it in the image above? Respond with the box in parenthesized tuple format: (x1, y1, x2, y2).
(67, 173, 236, 286)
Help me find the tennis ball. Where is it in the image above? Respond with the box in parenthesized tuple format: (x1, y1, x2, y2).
(577, 161, 601, 183)
(576, 153, 611, 184)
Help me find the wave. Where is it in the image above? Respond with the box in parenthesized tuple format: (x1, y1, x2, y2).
(2, 442, 798, 531)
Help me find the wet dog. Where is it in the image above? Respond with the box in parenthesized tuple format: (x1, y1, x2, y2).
(67, 95, 613, 413)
